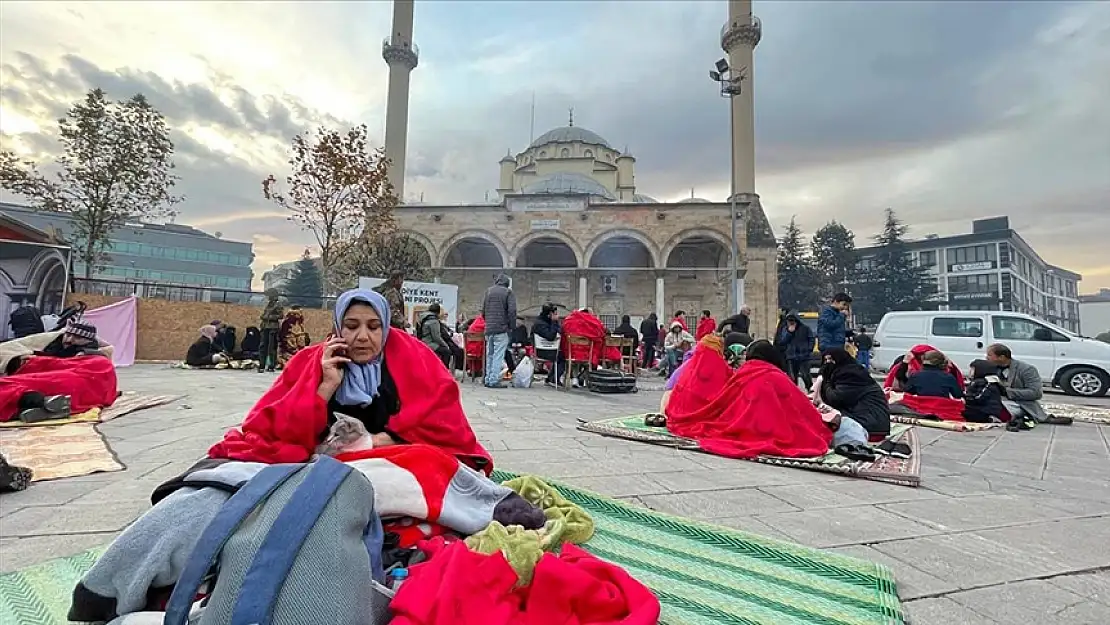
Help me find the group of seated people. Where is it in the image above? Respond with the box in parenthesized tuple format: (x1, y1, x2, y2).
(183, 309, 310, 370)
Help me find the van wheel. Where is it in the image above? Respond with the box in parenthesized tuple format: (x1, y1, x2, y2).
(1061, 368, 1109, 397)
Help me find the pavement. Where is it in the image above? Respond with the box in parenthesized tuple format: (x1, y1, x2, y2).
(2, 365, 1109, 624)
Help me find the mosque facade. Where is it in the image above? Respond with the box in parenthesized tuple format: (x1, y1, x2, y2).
(393, 123, 780, 338)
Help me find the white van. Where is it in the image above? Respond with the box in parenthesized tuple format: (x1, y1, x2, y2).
(872, 311, 1110, 397)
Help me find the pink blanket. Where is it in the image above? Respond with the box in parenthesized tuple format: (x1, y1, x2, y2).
(82, 297, 137, 366)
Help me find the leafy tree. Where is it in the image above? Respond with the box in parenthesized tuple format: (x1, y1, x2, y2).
(335, 234, 433, 288)
(0, 89, 182, 277)
(284, 250, 324, 308)
(777, 217, 821, 312)
(810, 221, 856, 298)
(263, 124, 397, 294)
(854, 208, 936, 323)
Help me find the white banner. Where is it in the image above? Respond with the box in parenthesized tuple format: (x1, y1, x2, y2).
(358, 277, 459, 329)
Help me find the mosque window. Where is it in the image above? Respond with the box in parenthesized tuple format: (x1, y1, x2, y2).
(539, 151, 546, 158)
(560, 148, 570, 157)
(584, 149, 593, 158)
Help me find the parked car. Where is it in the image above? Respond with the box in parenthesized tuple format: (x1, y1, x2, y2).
(872, 311, 1110, 397)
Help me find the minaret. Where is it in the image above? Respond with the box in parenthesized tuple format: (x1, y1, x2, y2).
(382, 0, 418, 202)
(721, 0, 761, 195)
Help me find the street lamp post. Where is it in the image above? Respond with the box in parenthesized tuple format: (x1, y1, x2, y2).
(709, 58, 746, 316)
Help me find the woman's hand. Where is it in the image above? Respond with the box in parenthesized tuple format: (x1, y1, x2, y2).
(370, 432, 396, 448)
(318, 338, 350, 399)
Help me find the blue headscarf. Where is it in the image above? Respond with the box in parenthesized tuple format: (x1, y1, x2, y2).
(333, 288, 391, 406)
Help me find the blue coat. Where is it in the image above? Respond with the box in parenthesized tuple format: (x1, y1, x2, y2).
(816, 305, 847, 349)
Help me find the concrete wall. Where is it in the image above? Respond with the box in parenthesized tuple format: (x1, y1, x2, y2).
(67, 294, 334, 362)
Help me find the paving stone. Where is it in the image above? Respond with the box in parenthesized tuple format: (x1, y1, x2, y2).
(879, 494, 1076, 531)
(872, 534, 1063, 588)
(2, 501, 147, 537)
(708, 515, 796, 542)
(1049, 571, 1110, 606)
(640, 488, 800, 520)
(757, 484, 872, 509)
(0, 480, 99, 509)
(562, 474, 674, 498)
(0, 532, 115, 573)
(825, 544, 956, 601)
(947, 579, 1110, 625)
(754, 506, 936, 548)
(903, 597, 1001, 625)
(648, 467, 806, 492)
(973, 516, 1110, 570)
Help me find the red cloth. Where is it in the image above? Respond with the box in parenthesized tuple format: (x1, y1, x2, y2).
(560, 310, 620, 366)
(670, 315, 688, 331)
(207, 331, 492, 472)
(391, 541, 660, 625)
(666, 353, 833, 459)
(883, 344, 966, 391)
(464, 316, 485, 374)
(0, 355, 119, 421)
(897, 393, 967, 422)
(695, 317, 716, 341)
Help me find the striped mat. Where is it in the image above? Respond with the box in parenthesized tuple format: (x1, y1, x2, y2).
(0, 473, 904, 625)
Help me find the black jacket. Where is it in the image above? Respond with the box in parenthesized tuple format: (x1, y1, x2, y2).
(613, 322, 639, 353)
(821, 363, 891, 436)
(854, 333, 873, 350)
(639, 318, 659, 344)
(531, 314, 561, 359)
(326, 358, 401, 437)
(905, 367, 964, 399)
(185, 338, 221, 367)
(718, 313, 750, 335)
(510, 323, 530, 346)
(963, 377, 1004, 422)
(774, 320, 815, 361)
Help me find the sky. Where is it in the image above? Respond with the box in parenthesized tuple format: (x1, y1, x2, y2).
(1, 1, 1108, 291)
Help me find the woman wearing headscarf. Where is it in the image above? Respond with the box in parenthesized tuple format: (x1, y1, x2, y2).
(185, 325, 229, 368)
(208, 289, 492, 472)
(278, 306, 311, 368)
(883, 344, 965, 393)
(816, 348, 891, 439)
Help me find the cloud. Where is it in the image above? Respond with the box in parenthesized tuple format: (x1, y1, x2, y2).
(0, 1, 1106, 290)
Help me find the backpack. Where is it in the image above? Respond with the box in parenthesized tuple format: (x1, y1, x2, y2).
(164, 457, 392, 625)
(9, 305, 44, 338)
(586, 368, 638, 394)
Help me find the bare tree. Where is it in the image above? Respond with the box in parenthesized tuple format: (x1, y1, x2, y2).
(0, 89, 182, 277)
(263, 124, 397, 292)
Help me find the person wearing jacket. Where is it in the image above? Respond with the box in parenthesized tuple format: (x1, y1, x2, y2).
(816, 293, 852, 351)
(963, 359, 1005, 423)
(717, 306, 751, 335)
(186, 325, 229, 367)
(663, 322, 695, 376)
(695, 310, 716, 341)
(817, 347, 891, 438)
(986, 343, 1073, 428)
(774, 313, 816, 390)
(417, 303, 451, 368)
(639, 313, 659, 369)
(480, 274, 517, 388)
(905, 350, 964, 399)
(258, 290, 283, 373)
(531, 303, 565, 386)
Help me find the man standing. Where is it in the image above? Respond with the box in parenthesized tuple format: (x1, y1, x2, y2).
(717, 306, 752, 335)
(374, 271, 407, 330)
(816, 293, 852, 350)
(854, 327, 874, 371)
(639, 313, 659, 369)
(480, 274, 517, 388)
(258, 290, 283, 373)
(986, 343, 1073, 430)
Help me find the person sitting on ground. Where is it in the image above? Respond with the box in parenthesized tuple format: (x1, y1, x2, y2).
(717, 306, 752, 336)
(36, 322, 113, 361)
(662, 321, 695, 376)
(963, 359, 1006, 424)
(212, 321, 237, 354)
(208, 288, 492, 471)
(238, 326, 261, 361)
(532, 303, 565, 386)
(659, 331, 752, 415)
(986, 343, 1073, 429)
(185, 325, 230, 368)
(278, 307, 311, 368)
(774, 313, 815, 390)
(884, 344, 966, 393)
(695, 310, 716, 341)
(613, 314, 640, 358)
(905, 350, 964, 399)
(815, 347, 891, 440)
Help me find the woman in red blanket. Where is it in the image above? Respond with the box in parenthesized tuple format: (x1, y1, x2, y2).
(560, 309, 621, 366)
(884, 344, 965, 393)
(694, 310, 716, 341)
(0, 352, 118, 422)
(665, 337, 832, 459)
(209, 289, 492, 473)
(464, 315, 485, 376)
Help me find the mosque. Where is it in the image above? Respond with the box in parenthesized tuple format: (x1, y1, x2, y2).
(381, 0, 778, 336)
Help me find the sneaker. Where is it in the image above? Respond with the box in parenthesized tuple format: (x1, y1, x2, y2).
(1006, 419, 1022, 432)
(18, 395, 70, 423)
(889, 442, 913, 459)
(875, 440, 897, 456)
(1020, 417, 1037, 430)
(1043, 415, 1073, 426)
(544, 379, 557, 388)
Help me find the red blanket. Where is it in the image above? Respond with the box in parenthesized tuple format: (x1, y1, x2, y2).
(392, 540, 660, 625)
(464, 316, 485, 374)
(666, 353, 832, 459)
(560, 310, 620, 365)
(0, 355, 118, 421)
(695, 317, 716, 341)
(208, 331, 491, 472)
(896, 393, 967, 422)
(883, 344, 966, 391)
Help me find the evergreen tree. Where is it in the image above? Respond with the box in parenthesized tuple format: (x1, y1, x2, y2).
(810, 221, 857, 298)
(854, 208, 936, 322)
(777, 217, 822, 312)
(285, 250, 324, 308)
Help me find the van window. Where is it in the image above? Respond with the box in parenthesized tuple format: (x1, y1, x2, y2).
(992, 316, 1068, 342)
(932, 317, 983, 338)
(882, 315, 926, 337)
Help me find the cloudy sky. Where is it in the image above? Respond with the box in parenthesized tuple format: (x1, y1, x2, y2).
(1, 1, 1108, 290)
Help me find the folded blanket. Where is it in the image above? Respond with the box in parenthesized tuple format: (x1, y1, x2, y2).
(888, 391, 966, 422)
(502, 475, 595, 544)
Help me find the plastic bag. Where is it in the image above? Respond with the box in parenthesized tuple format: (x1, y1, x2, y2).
(512, 356, 534, 388)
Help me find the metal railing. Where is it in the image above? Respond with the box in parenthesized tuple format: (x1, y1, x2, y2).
(71, 278, 338, 309)
(721, 14, 762, 40)
(381, 37, 419, 57)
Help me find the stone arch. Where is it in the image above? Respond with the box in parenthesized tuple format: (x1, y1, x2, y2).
(438, 229, 509, 268)
(24, 248, 67, 290)
(511, 230, 584, 268)
(396, 229, 437, 267)
(584, 229, 661, 269)
(661, 228, 740, 268)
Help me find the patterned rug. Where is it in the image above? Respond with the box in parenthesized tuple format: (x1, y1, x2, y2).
(0, 394, 181, 429)
(0, 423, 124, 482)
(1042, 402, 1110, 425)
(578, 416, 921, 487)
(0, 475, 904, 625)
(889, 415, 1004, 432)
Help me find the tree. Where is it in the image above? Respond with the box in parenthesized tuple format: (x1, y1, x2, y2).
(335, 233, 433, 288)
(854, 208, 936, 322)
(810, 221, 856, 297)
(777, 217, 821, 312)
(263, 124, 397, 294)
(0, 89, 182, 277)
(284, 250, 324, 308)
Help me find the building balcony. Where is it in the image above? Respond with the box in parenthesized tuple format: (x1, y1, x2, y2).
(721, 14, 762, 51)
(382, 37, 419, 70)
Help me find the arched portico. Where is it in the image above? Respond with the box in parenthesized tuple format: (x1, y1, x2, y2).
(511, 231, 584, 268)
(438, 230, 509, 269)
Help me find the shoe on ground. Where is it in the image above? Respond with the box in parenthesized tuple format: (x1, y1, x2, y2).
(1020, 417, 1037, 430)
(1006, 419, 1022, 432)
(0, 455, 32, 493)
(875, 440, 897, 456)
(544, 379, 557, 388)
(889, 442, 912, 459)
(17, 394, 70, 423)
(1043, 415, 1073, 426)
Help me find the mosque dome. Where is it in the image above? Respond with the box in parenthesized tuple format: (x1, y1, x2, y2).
(529, 126, 612, 149)
(677, 197, 711, 204)
(632, 193, 658, 203)
(521, 172, 617, 201)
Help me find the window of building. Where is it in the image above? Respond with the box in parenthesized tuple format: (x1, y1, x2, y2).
(947, 273, 999, 295)
(946, 244, 997, 266)
(918, 250, 938, 268)
(560, 148, 570, 157)
(584, 150, 593, 158)
(932, 317, 983, 337)
(539, 151, 547, 158)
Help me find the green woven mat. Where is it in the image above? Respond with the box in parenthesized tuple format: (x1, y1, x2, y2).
(0, 474, 903, 625)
